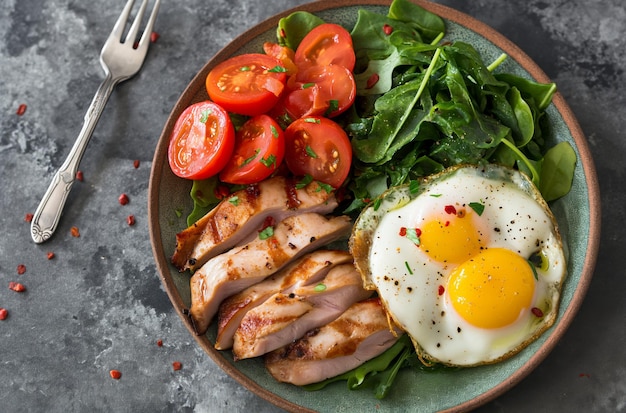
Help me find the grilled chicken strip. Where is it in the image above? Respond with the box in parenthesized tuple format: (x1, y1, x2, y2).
(264, 298, 399, 386)
(172, 176, 337, 272)
(189, 213, 352, 335)
(215, 249, 353, 350)
(232, 263, 372, 360)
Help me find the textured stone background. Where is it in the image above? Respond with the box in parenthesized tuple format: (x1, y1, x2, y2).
(0, 0, 623, 412)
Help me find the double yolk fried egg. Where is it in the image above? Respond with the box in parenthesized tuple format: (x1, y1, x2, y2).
(350, 164, 567, 367)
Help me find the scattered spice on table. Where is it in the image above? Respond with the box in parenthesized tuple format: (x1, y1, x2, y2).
(126, 215, 135, 226)
(9, 282, 26, 292)
(76, 170, 84, 181)
(156, 339, 163, 347)
(172, 361, 182, 371)
(17, 264, 26, 275)
(133, 159, 140, 169)
(109, 369, 122, 380)
(119, 193, 129, 205)
(0, 308, 8, 320)
(70, 226, 80, 237)
(150, 31, 160, 43)
(24, 213, 33, 223)
(16, 103, 27, 116)
(47, 252, 55, 260)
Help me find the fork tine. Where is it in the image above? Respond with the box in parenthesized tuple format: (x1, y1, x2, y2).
(126, 0, 149, 45)
(110, 0, 136, 40)
(137, 0, 161, 50)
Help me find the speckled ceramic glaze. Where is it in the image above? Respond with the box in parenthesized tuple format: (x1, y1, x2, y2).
(148, 1, 600, 412)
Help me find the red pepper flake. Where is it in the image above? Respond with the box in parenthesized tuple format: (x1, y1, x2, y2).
(133, 159, 140, 169)
(214, 184, 230, 200)
(9, 282, 26, 292)
(70, 226, 80, 237)
(76, 170, 84, 181)
(0, 308, 8, 320)
(47, 252, 55, 260)
(172, 361, 182, 371)
(383, 24, 394, 35)
(16, 103, 27, 116)
(531, 307, 544, 317)
(156, 339, 163, 347)
(438, 285, 445, 296)
(444, 205, 457, 215)
(279, 28, 286, 38)
(445, 221, 450, 227)
(126, 215, 135, 226)
(366, 73, 380, 89)
(150, 31, 160, 43)
(579, 373, 591, 378)
(399, 227, 407, 236)
(17, 264, 26, 275)
(118, 193, 129, 205)
(109, 369, 122, 380)
(25, 213, 34, 222)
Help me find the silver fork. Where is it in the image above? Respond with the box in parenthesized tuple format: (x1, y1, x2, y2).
(30, 0, 160, 244)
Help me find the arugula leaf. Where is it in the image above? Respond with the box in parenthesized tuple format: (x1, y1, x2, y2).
(186, 177, 220, 227)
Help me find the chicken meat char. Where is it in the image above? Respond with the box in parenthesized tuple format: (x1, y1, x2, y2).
(264, 297, 401, 386)
(171, 176, 338, 272)
(215, 249, 353, 350)
(232, 263, 372, 360)
(188, 212, 352, 335)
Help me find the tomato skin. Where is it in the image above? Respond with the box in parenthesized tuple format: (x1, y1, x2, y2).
(206, 53, 287, 116)
(168, 101, 235, 180)
(219, 115, 285, 185)
(283, 64, 356, 119)
(284, 116, 352, 188)
(294, 23, 356, 71)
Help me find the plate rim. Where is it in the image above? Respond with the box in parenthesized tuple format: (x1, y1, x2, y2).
(148, 1, 601, 411)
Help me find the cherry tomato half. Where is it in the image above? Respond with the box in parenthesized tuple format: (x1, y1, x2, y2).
(282, 64, 356, 119)
(294, 23, 356, 71)
(206, 53, 287, 116)
(219, 115, 285, 185)
(168, 101, 235, 180)
(284, 116, 352, 188)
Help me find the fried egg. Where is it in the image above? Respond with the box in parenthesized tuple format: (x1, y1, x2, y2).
(350, 164, 567, 367)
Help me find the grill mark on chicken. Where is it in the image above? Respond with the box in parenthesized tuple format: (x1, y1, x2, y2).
(188, 213, 352, 335)
(264, 297, 401, 386)
(215, 250, 352, 350)
(171, 176, 337, 272)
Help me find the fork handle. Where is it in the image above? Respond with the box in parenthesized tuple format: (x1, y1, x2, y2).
(31, 73, 117, 243)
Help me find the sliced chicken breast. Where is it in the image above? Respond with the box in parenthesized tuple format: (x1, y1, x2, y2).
(172, 176, 337, 272)
(189, 213, 352, 335)
(215, 249, 353, 350)
(232, 263, 371, 360)
(264, 298, 399, 386)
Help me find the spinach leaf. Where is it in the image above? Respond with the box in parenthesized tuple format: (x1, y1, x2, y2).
(186, 177, 220, 226)
(539, 141, 577, 201)
(388, 0, 446, 43)
(276, 11, 325, 50)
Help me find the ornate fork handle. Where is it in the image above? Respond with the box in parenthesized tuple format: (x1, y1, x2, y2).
(30, 73, 117, 243)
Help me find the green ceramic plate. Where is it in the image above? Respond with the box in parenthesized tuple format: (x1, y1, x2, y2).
(149, 1, 600, 411)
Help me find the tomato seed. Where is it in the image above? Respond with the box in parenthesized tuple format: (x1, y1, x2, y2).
(150, 31, 160, 43)
(127, 215, 135, 226)
(16, 103, 27, 116)
(109, 369, 122, 380)
(70, 226, 80, 237)
(119, 193, 129, 205)
(9, 282, 26, 292)
(172, 361, 182, 371)
(17, 264, 26, 275)
(0, 308, 8, 320)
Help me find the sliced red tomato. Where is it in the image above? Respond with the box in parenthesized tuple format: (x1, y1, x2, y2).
(263, 42, 298, 76)
(294, 23, 356, 71)
(284, 116, 352, 188)
(168, 101, 235, 180)
(206, 53, 287, 116)
(219, 115, 285, 185)
(282, 64, 356, 119)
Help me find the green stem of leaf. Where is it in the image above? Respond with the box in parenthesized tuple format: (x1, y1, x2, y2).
(500, 138, 540, 185)
(487, 53, 508, 72)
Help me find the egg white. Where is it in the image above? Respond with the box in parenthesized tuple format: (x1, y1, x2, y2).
(350, 164, 567, 367)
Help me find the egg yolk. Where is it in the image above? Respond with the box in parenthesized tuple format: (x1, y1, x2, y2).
(447, 248, 536, 329)
(419, 211, 483, 264)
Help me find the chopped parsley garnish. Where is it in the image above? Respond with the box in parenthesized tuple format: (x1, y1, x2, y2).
(469, 201, 485, 216)
(305, 145, 318, 158)
(258, 226, 274, 240)
(260, 154, 277, 168)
